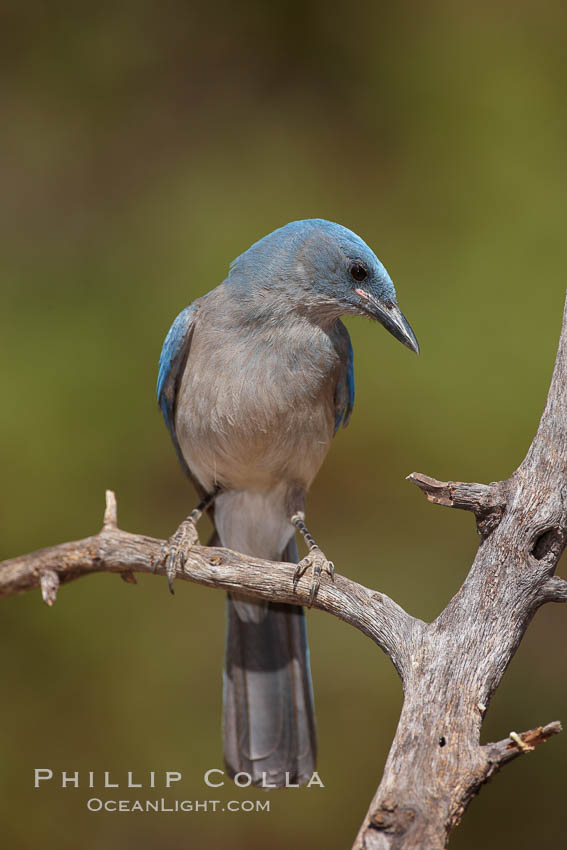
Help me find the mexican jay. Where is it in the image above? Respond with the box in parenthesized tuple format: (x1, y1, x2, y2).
(156, 219, 418, 787)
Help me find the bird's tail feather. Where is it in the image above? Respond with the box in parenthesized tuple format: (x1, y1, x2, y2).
(222, 536, 317, 787)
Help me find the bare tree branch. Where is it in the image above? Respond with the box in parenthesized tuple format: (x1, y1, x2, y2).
(0, 491, 416, 677)
(352, 292, 567, 850)
(406, 473, 508, 537)
(483, 721, 562, 768)
(540, 575, 567, 603)
(2, 294, 567, 849)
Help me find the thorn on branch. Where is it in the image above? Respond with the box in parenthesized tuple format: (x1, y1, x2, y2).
(103, 490, 118, 530)
(40, 570, 59, 606)
(407, 473, 507, 537)
(120, 571, 137, 585)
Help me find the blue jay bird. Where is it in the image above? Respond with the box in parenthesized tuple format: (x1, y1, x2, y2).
(157, 219, 418, 787)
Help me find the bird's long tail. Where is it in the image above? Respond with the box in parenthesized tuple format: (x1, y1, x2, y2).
(222, 536, 317, 787)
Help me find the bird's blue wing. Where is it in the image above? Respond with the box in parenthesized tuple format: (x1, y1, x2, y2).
(333, 326, 355, 434)
(157, 301, 202, 477)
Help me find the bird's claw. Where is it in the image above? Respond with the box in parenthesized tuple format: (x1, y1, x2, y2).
(294, 546, 334, 606)
(153, 518, 200, 594)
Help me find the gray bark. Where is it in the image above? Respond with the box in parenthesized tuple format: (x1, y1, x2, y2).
(2, 296, 567, 848)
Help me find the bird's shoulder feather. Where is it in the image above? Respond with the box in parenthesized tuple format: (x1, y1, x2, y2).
(333, 321, 355, 433)
(157, 297, 207, 485)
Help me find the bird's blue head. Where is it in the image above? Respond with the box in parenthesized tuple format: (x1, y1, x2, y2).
(228, 219, 419, 353)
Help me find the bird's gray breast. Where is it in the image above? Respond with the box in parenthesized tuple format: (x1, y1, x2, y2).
(174, 299, 342, 493)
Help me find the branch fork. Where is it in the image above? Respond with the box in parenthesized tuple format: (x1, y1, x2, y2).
(3, 293, 567, 849)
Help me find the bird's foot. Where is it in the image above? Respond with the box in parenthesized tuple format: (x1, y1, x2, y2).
(153, 517, 200, 594)
(294, 546, 334, 606)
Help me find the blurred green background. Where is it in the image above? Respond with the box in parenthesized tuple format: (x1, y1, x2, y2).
(1, 1, 566, 847)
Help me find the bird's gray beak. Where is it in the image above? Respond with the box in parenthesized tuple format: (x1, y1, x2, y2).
(356, 290, 420, 354)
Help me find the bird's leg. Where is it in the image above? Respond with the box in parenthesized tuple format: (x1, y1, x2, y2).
(291, 511, 335, 606)
(156, 486, 220, 594)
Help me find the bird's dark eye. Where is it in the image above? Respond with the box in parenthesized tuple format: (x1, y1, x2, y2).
(350, 263, 368, 282)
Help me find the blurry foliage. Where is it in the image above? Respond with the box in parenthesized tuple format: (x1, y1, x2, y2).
(1, 1, 566, 848)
